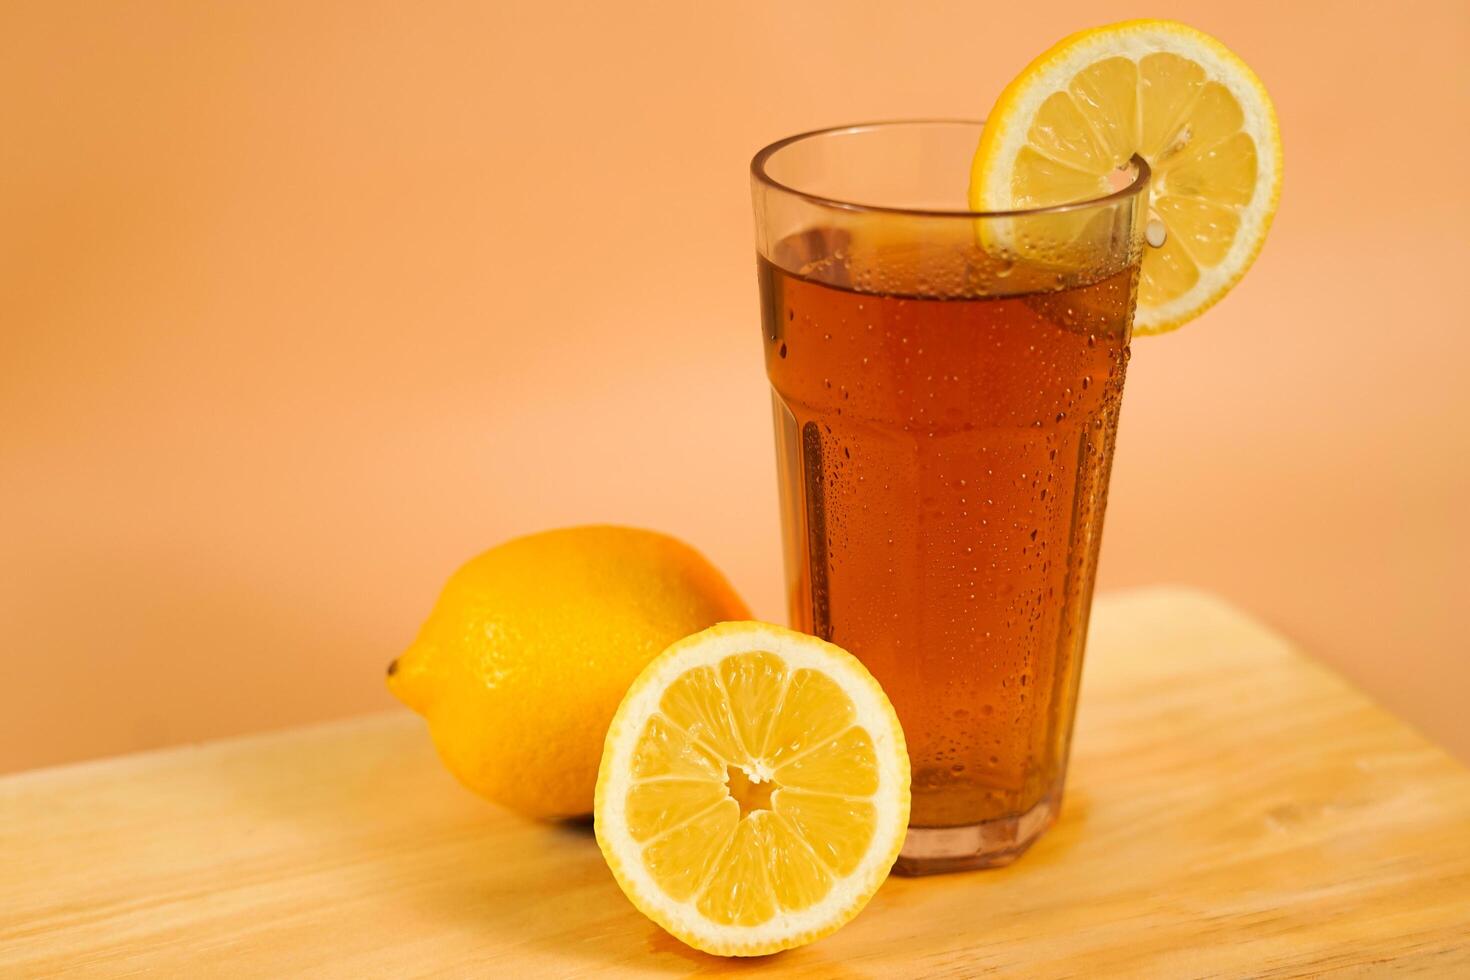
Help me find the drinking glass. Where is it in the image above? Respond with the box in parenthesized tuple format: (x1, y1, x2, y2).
(750, 121, 1149, 874)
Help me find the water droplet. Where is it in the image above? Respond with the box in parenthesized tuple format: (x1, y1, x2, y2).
(1146, 215, 1168, 248)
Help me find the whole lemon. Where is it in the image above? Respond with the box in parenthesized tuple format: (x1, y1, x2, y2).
(387, 525, 750, 819)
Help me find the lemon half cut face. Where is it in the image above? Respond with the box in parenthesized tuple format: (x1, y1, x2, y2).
(594, 622, 910, 957)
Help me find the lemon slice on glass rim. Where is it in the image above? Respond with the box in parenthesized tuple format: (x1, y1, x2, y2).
(594, 621, 910, 957)
(970, 18, 1282, 334)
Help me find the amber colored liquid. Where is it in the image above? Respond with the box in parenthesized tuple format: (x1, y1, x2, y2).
(759, 231, 1134, 829)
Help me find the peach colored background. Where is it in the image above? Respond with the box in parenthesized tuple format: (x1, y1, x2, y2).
(4, 1, 1467, 774)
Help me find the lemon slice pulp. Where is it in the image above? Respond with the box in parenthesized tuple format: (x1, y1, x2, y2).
(594, 622, 910, 957)
(970, 19, 1282, 333)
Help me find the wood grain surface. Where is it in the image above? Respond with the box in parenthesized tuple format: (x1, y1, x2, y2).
(4, 588, 1469, 978)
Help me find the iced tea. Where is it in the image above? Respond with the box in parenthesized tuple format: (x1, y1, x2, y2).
(759, 229, 1133, 867)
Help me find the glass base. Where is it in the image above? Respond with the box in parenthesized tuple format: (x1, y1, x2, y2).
(893, 789, 1061, 876)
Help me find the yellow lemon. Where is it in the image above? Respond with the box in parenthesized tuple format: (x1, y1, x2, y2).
(388, 526, 749, 819)
(970, 19, 1282, 333)
(595, 621, 910, 956)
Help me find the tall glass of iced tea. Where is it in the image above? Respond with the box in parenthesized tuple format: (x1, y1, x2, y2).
(751, 122, 1149, 874)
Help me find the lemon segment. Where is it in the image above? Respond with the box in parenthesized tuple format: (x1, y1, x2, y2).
(763, 811, 835, 911)
(774, 727, 879, 796)
(641, 799, 739, 902)
(970, 19, 1282, 333)
(775, 791, 878, 877)
(765, 669, 855, 766)
(595, 622, 910, 957)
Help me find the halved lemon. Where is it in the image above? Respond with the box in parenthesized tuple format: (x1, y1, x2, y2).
(970, 19, 1282, 333)
(594, 621, 910, 957)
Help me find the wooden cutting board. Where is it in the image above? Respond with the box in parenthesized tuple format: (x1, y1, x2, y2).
(4, 588, 1469, 977)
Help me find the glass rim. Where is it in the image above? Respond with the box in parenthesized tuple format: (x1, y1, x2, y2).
(750, 119, 1151, 220)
